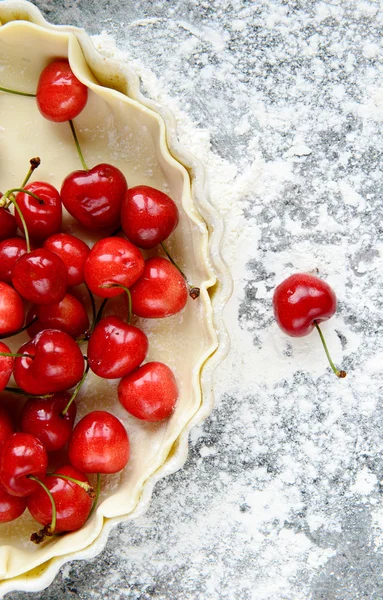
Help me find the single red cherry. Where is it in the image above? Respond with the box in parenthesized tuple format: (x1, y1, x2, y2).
(273, 273, 346, 378)
(36, 59, 88, 122)
(26, 293, 89, 339)
(0, 237, 27, 283)
(20, 392, 77, 452)
(0, 483, 27, 522)
(121, 185, 179, 249)
(68, 411, 129, 474)
(14, 329, 85, 395)
(43, 232, 90, 286)
(84, 237, 144, 298)
(0, 282, 24, 335)
(130, 257, 188, 318)
(0, 433, 48, 497)
(118, 361, 178, 422)
(0, 208, 17, 241)
(14, 182, 62, 241)
(12, 248, 68, 305)
(27, 465, 93, 533)
(87, 315, 148, 379)
(61, 164, 127, 230)
(0, 342, 14, 392)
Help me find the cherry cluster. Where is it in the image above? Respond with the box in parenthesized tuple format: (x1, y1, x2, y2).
(0, 60, 197, 541)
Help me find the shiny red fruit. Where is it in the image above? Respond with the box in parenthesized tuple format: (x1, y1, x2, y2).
(0, 282, 24, 335)
(121, 185, 179, 249)
(26, 293, 89, 339)
(118, 362, 178, 422)
(0, 433, 48, 497)
(14, 329, 84, 395)
(27, 465, 93, 532)
(43, 232, 90, 286)
(36, 59, 88, 122)
(0, 208, 17, 241)
(0, 483, 27, 522)
(84, 237, 144, 298)
(68, 411, 129, 474)
(0, 342, 14, 392)
(87, 315, 148, 379)
(61, 164, 127, 230)
(20, 392, 77, 452)
(14, 182, 62, 241)
(0, 237, 27, 283)
(273, 273, 337, 337)
(12, 248, 68, 305)
(130, 257, 188, 318)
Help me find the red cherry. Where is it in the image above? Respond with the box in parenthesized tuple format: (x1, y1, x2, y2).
(0, 208, 17, 241)
(36, 60, 88, 122)
(118, 362, 178, 422)
(14, 329, 85, 395)
(20, 392, 77, 452)
(61, 164, 127, 230)
(26, 293, 89, 339)
(130, 257, 188, 318)
(27, 465, 93, 532)
(43, 233, 90, 287)
(87, 315, 148, 379)
(0, 405, 14, 446)
(0, 483, 27, 522)
(68, 411, 129, 474)
(14, 182, 62, 241)
(121, 185, 179, 249)
(0, 342, 14, 392)
(84, 237, 144, 298)
(0, 282, 24, 335)
(12, 248, 68, 305)
(0, 237, 27, 283)
(273, 273, 336, 337)
(0, 433, 48, 497)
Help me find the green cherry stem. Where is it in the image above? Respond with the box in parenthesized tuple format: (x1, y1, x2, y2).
(50, 473, 95, 497)
(61, 359, 90, 416)
(314, 321, 346, 378)
(88, 473, 101, 519)
(3, 387, 53, 398)
(69, 120, 88, 171)
(20, 157, 41, 189)
(0, 352, 34, 359)
(100, 284, 132, 324)
(0, 190, 32, 253)
(161, 242, 200, 299)
(86, 284, 97, 334)
(28, 475, 57, 544)
(0, 316, 38, 340)
(0, 86, 36, 98)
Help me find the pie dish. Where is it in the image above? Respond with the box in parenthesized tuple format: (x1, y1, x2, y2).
(0, 0, 231, 594)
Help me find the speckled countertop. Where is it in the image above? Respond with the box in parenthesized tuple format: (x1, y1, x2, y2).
(5, 1, 383, 599)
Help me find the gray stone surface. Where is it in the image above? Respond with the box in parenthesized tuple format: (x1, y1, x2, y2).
(5, 0, 383, 598)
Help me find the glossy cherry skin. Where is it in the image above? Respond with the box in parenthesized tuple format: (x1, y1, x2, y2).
(273, 273, 337, 337)
(68, 411, 129, 474)
(20, 392, 77, 452)
(26, 293, 89, 339)
(36, 59, 88, 122)
(0, 282, 24, 335)
(15, 182, 62, 241)
(27, 465, 93, 533)
(87, 315, 148, 379)
(43, 233, 90, 287)
(118, 362, 178, 422)
(0, 237, 27, 283)
(61, 164, 127, 230)
(0, 483, 27, 522)
(84, 237, 144, 298)
(12, 248, 68, 305)
(14, 329, 85, 395)
(0, 433, 48, 497)
(0, 208, 17, 241)
(121, 185, 179, 249)
(0, 342, 14, 392)
(130, 257, 188, 318)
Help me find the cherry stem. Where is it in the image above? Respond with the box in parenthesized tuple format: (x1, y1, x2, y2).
(160, 242, 200, 300)
(50, 473, 96, 498)
(0, 315, 38, 340)
(69, 120, 88, 171)
(0, 352, 34, 359)
(86, 284, 97, 334)
(3, 387, 53, 398)
(28, 475, 57, 542)
(1, 190, 31, 253)
(88, 472, 101, 519)
(100, 284, 132, 324)
(0, 86, 36, 98)
(314, 321, 346, 379)
(20, 157, 41, 189)
(61, 359, 90, 416)
(95, 298, 108, 325)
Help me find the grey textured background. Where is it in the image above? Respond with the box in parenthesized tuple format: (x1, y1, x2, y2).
(4, 0, 383, 598)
